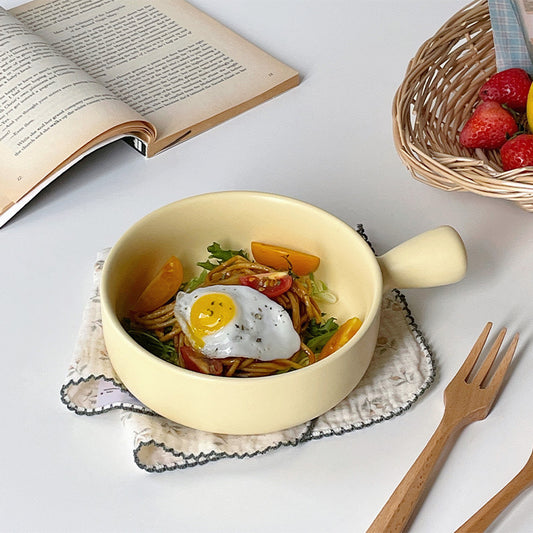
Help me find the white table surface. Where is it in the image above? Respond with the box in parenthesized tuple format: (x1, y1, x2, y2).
(2, 1, 533, 531)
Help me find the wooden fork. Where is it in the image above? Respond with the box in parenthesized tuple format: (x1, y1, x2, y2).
(367, 322, 519, 533)
(455, 447, 533, 532)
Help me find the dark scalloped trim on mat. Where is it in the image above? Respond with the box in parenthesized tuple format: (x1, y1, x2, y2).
(60, 375, 155, 417)
(133, 422, 318, 473)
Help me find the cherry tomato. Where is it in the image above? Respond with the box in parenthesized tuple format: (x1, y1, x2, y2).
(132, 256, 184, 313)
(239, 271, 292, 298)
(320, 317, 363, 359)
(251, 241, 320, 276)
(180, 346, 223, 375)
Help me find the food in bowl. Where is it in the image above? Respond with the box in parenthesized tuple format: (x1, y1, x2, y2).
(123, 241, 362, 377)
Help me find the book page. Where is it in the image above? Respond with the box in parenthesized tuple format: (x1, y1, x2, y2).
(0, 7, 155, 211)
(11, 0, 299, 155)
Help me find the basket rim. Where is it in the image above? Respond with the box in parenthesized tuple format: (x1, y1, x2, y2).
(392, 0, 533, 210)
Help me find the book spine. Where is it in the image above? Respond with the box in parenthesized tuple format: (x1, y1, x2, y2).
(124, 137, 147, 156)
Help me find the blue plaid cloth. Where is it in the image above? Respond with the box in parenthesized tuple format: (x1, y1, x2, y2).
(489, 0, 533, 73)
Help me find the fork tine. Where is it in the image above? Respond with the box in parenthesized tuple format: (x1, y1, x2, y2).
(455, 322, 492, 381)
(471, 328, 507, 387)
(485, 332, 519, 394)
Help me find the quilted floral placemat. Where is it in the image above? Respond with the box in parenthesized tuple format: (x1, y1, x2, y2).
(61, 226, 435, 472)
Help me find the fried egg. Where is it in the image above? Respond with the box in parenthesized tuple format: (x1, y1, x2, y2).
(173, 285, 301, 361)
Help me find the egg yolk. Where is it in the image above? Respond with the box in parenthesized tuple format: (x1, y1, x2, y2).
(189, 293, 236, 346)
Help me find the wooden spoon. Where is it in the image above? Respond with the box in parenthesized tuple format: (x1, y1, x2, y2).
(455, 447, 533, 532)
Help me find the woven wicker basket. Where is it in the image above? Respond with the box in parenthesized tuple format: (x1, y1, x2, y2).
(393, 0, 533, 211)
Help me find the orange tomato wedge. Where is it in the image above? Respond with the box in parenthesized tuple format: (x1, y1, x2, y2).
(320, 317, 362, 359)
(132, 256, 184, 313)
(251, 241, 320, 276)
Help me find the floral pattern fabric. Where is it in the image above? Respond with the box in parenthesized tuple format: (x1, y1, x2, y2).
(61, 236, 435, 472)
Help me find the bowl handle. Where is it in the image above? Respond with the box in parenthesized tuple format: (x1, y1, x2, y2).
(377, 226, 467, 293)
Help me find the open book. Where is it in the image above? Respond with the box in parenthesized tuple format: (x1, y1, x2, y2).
(0, 0, 299, 227)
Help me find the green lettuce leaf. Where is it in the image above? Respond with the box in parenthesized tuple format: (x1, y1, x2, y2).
(308, 273, 338, 303)
(303, 317, 339, 353)
(127, 329, 178, 365)
(196, 242, 248, 271)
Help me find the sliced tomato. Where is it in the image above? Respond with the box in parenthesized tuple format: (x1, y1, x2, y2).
(180, 346, 223, 376)
(239, 271, 292, 298)
(320, 317, 363, 359)
(251, 241, 320, 276)
(132, 256, 184, 313)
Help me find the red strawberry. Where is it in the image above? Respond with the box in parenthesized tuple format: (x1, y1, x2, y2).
(500, 134, 533, 170)
(479, 68, 531, 111)
(459, 101, 518, 149)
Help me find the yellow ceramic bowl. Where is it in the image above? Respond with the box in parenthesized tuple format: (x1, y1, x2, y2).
(101, 191, 467, 434)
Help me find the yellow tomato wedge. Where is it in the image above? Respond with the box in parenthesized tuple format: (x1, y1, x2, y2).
(320, 317, 363, 359)
(251, 241, 320, 276)
(132, 256, 184, 313)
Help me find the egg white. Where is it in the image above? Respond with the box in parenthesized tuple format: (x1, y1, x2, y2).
(174, 285, 301, 361)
